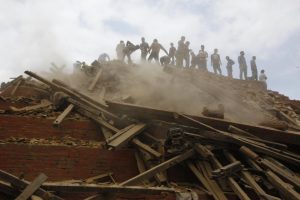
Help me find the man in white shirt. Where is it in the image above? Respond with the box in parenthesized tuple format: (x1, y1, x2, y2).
(259, 69, 268, 89)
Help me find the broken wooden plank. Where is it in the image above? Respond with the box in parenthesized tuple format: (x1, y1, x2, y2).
(187, 161, 221, 200)
(10, 99, 52, 112)
(137, 148, 167, 184)
(0, 170, 63, 200)
(228, 125, 259, 139)
(107, 123, 146, 149)
(101, 127, 114, 141)
(132, 138, 162, 158)
(25, 71, 117, 120)
(15, 173, 48, 200)
(266, 170, 300, 200)
(52, 78, 108, 108)
(240, 146, 300, 190)
(196, 160, 228, 200)
(74, 105, 119, 133)
(120, 149, 195, 186)
(195, 145, 250, 200)
(182, 114, 300, 166)
(53, 104, 74, 126)
(41, 183, 175, 195)
(224, 151, 281, 200)
(211, 161, 242, 179)
(106, 101, 300, 145)
(88, 68, 103, 91)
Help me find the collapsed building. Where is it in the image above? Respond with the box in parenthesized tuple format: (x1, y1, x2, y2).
(0, 60, 300, 200)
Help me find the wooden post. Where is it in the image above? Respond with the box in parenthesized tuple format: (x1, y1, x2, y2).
(15, 173, 48, 200)
(120, 149, 194, 186)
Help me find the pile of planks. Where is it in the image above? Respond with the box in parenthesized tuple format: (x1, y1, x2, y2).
(9, 70, 299, 200)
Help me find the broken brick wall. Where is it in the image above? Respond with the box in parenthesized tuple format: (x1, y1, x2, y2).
(0, 144, 138, 182)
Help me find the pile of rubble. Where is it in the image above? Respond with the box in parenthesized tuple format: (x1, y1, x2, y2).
(0, 61, 300, 200)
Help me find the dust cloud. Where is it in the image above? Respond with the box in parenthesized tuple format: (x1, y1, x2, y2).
(58, 61, 272, 125)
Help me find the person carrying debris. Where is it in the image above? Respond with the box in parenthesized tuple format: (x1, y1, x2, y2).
(225, 56, 234, 78)
(238, 51, 248, 80)
(169, 43, 176, 65)
(116, 40, 125, 61)
(259, 69, 268, 89)
(123, 41, 140, 64)
(250, 56, 258, 81)
(147, 39, 168, 64)
(140, 37, 149, 61)
(176, 36, 186, 67)
(198, 45, 208, 71)
(211, 48, 222, 75)
(183, 41, 191, 68)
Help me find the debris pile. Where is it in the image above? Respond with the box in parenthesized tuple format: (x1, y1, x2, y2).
(0, 61, 299, 200)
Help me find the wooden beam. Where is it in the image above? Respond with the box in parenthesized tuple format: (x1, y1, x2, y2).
(53, 104, 74, 126)
(24, 71, 117, 120)
(88, 68, 103, 91)
(15, 173, 48, 200)
(41, 183, 174, 195)
(106, 101, 300, 145)
(132, 138, 162, 158)
(120, 149, 194, 186)
(107, 123, 146, 149)
(224, 152, 281, 200)
(266, 170, 300, 200)
(0, 170, 63, 200)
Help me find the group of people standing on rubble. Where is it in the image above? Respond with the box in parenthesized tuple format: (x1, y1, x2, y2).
(115, 36, 268, 87)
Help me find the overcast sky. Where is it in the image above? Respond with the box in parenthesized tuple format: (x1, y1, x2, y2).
(0, 0, 299, 99)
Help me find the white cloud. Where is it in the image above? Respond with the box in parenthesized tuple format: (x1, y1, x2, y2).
(0, 0, 299, 98)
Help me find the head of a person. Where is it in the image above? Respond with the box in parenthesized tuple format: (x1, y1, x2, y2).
(214, 48, 218, 53)
(141, 37, 145, 42)
(181, 36, 185, 41)
(170, 42, 174, 47)
(201, 45, 205, 50)
(240, 51, 245, 55)
(226, 56, 229, 60)
(185, 41, 190, 46)
(261, 69, 265, 73)
(120, 40, 124, 44)
(153, 39, 158, 43)
(253, 56, 256, 60)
